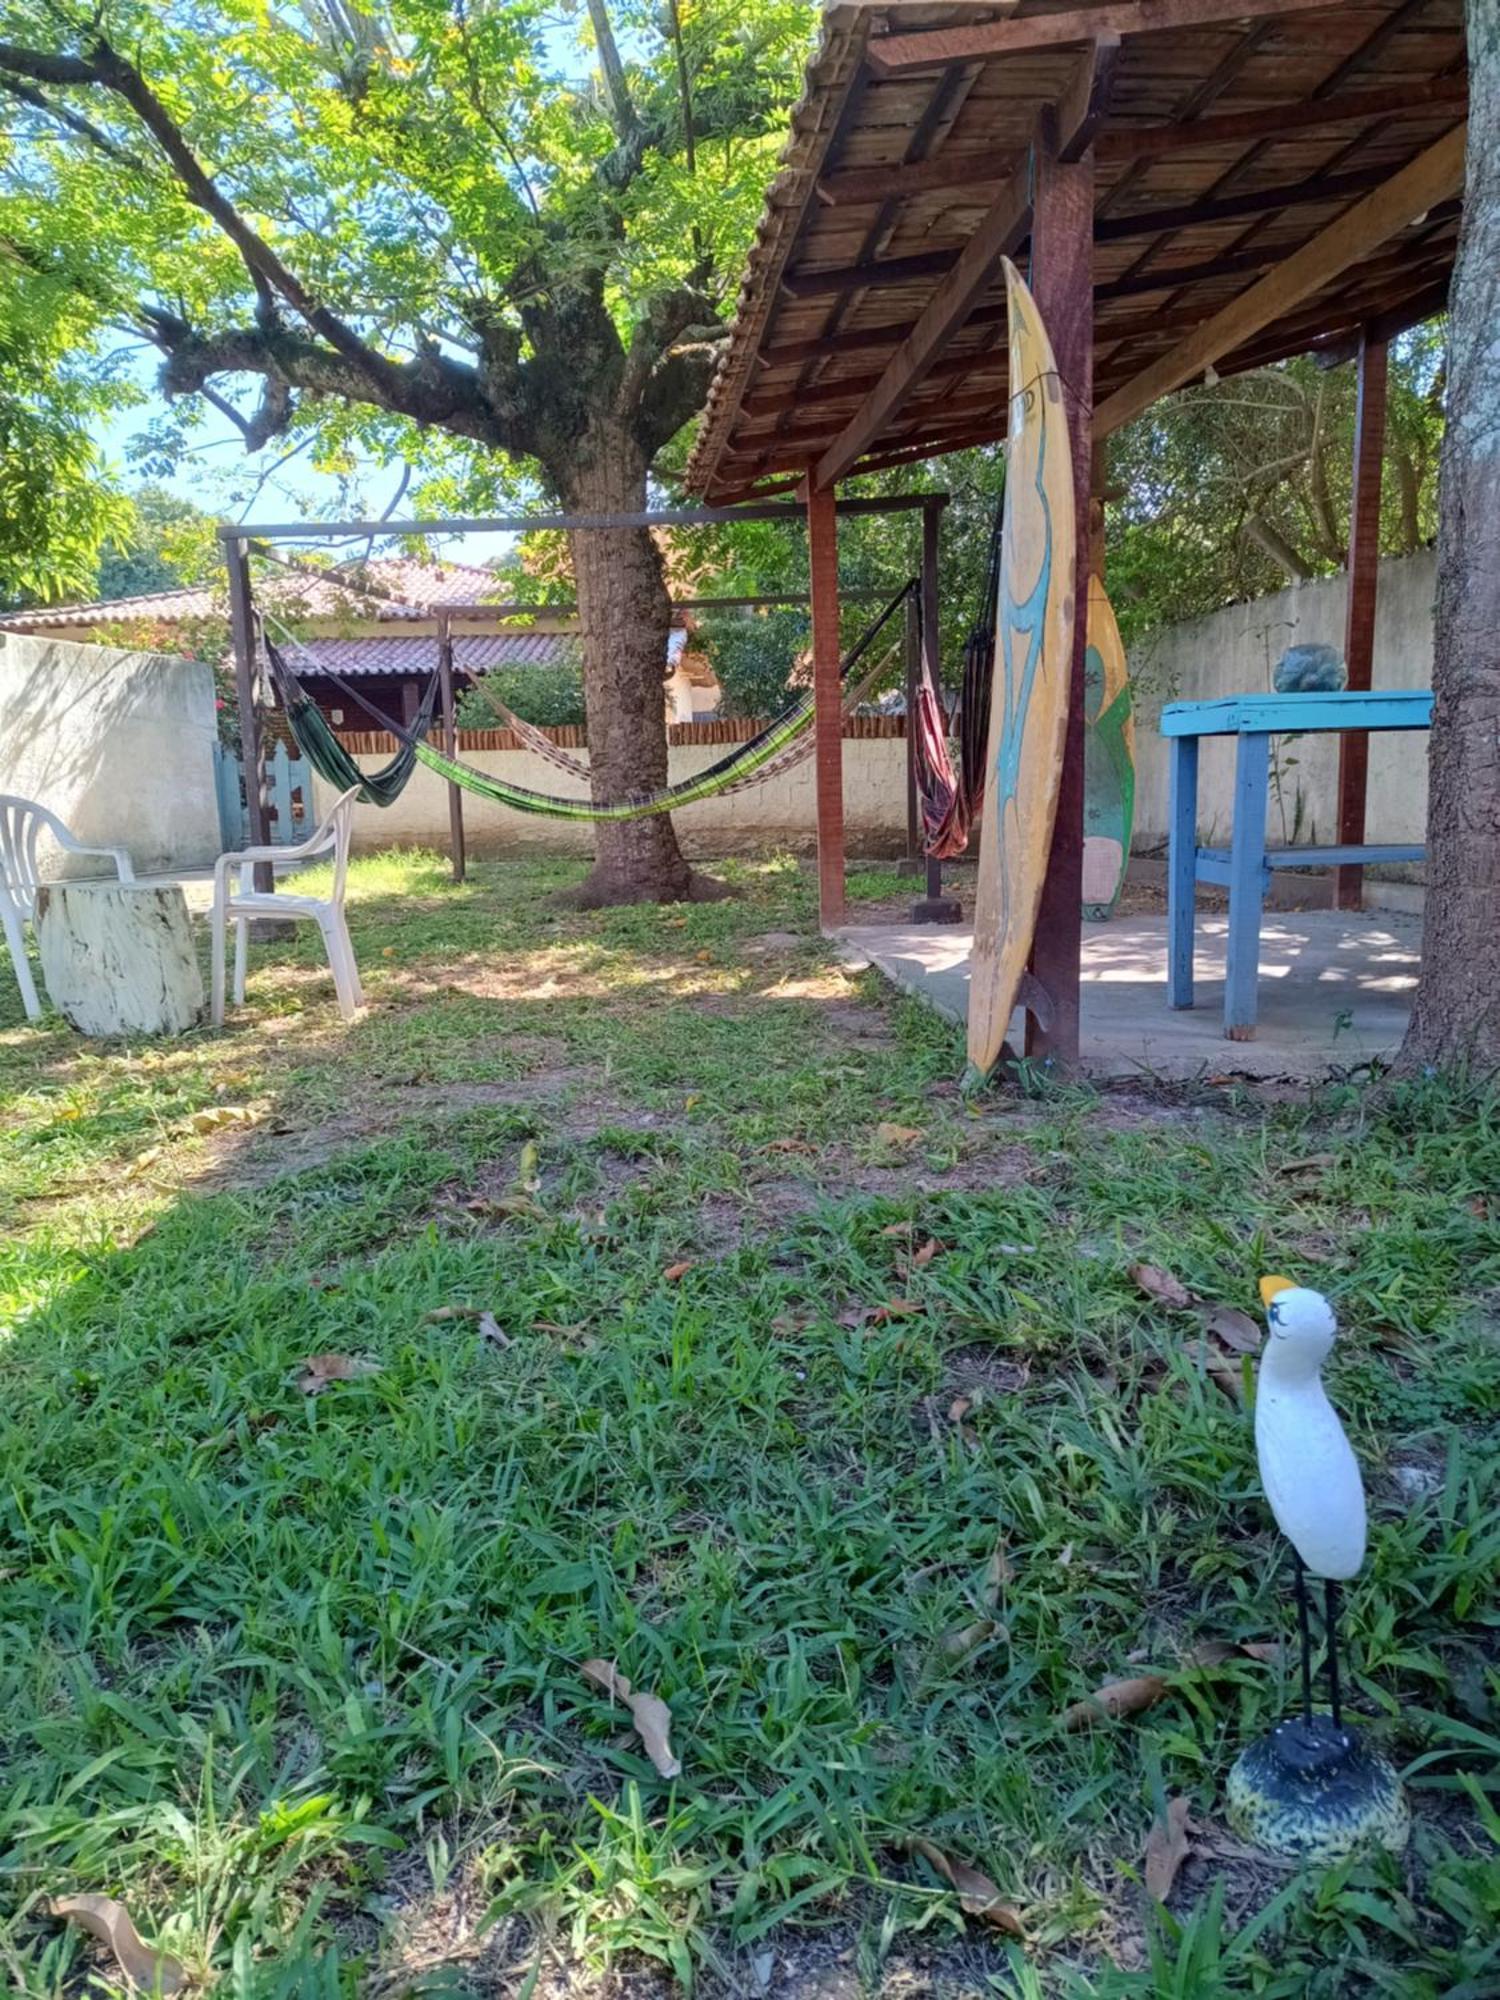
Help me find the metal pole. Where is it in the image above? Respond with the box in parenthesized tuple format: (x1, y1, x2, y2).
(436, 612, 465, 884)
(901, 589, 921, 875)
(223, 536, 274, 893)
(220, 494, 950, 541)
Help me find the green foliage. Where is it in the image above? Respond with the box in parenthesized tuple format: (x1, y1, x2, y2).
(695, 606, 808, 717)
(0, 264, 133, 606)
(94, 483, 219, 600)
(1, 854, 1498, 1992)
(1106, 327, 1446, 650)
(454, 655, 588, 729)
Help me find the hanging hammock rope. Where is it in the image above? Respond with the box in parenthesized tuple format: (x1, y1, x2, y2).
(264, 582, 913, 824)
(267, 637, 441, 806)
(911, 475, 1004, 860)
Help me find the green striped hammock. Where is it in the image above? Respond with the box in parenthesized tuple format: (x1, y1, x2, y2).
(266, 583, 911, 824)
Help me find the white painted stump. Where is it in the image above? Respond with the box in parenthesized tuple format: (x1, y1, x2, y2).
(35, 881, 205, 1035)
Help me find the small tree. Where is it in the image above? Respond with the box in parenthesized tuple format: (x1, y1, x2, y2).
(1401, 0, 1500, 1068)
(0, 0, 809, 903)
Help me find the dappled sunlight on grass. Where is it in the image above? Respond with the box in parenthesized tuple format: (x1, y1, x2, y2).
(1, 853, 1498, 1995)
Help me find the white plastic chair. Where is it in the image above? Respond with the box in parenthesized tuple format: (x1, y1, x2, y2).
(211, 784, 364, 1026)
(0, 794, 135, 1023)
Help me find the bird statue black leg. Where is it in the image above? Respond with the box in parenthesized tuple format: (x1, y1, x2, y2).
(1293, 1555, 1315, 1726)
(1324, 1578, 1343, 1732)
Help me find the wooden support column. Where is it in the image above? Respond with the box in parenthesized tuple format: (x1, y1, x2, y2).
(807, 480, 845, 929)
(436, 611, 466, 885)
(1335, 331, 1389, 911)
(1026, 107, 1094, 1066)
(224, 536, 274, 893)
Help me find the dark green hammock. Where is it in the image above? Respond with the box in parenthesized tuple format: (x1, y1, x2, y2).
(267, 582, 912, 824)
(269, 640, 441, 807)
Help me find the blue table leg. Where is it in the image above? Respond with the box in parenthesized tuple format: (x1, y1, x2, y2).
(1167, 735, 1199, 1008)
(1223, 730, 1270, 1041)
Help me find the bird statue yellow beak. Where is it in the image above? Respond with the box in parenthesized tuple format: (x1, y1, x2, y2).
(1259, 1274, 1295, 1307)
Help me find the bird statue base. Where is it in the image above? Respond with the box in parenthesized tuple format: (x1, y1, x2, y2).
(1227, 1715, 1409, 1863)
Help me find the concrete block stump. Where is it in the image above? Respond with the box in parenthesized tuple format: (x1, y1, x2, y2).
(35, 881, 205, 1035)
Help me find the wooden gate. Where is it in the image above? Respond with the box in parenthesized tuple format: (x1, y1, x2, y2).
(213, 742, 313, 849)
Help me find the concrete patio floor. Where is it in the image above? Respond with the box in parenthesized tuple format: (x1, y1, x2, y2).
(838, 910, 1422, 1080)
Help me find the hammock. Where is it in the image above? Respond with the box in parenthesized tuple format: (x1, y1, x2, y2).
(268, 583, 913, 824)
(911, 479, 1003, 860)
(268, 639, 440, 806)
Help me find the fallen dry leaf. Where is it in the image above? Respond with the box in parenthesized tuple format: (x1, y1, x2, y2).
(764, 1136, 815, 1155)
(125, 1145, 167, 1180)
(424, 1305, 483, 1323)
(1061, 1674, 1169, 1730)
(580, 1659, 682, 1778)
(48, 1894, 185, 1995)
(1240, 1640, 1283, 1664)
(1144, 1797, 1193, 1902)
(939, 1536, 1011, 1656)
(941, 1617, 1001, 1656)
(1201, 1303, 1262, 1354)
(662, 1260, 695, 1284)
(1180, 1640, 1239, 1669)
(947, 1393, 975, 1425)
(1207, 1358, 1245, 1403)
(517, 1140, 541, 1192)
(186, 1103, 260, 1135)
(1278, 1153, 1335, 1177)
(907, 1838, 1024, 1937)
(881, 1221, 914, 1238)
(913, 1238, 943, 1267)
(476, 1311, 512, 1349)
(1129, 1263, 1196, 1308)
(875, 1122, 923, 1148)
(295, 1352, 380, 1395)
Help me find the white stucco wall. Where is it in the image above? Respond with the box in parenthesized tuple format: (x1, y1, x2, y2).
(0, 632, 220, 874)
(316, 737, 910, 858)
(1128, 550, 1436, 852)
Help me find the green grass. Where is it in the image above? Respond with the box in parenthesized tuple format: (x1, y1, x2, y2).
(1, 851, 1497, 1998)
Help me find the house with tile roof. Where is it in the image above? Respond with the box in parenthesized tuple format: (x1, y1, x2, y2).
(1, 556, 720, 729)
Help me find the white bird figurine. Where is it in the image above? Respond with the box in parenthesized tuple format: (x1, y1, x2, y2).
(1256, 1275, 1366, 1724)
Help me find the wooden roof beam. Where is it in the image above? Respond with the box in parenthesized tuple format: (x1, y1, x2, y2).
(867, 0, 1340, 75)
(1094, 122, 1467, 436)
(812, 39, 1118, 489)
(817, 80, 1467, 208)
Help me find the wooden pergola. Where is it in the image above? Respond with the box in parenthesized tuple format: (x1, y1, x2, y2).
(685, 0, 1467, 1065)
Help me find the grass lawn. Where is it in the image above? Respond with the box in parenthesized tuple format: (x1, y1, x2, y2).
(1, 850, 1497, 1999)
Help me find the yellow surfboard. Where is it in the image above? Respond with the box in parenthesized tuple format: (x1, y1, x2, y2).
(1082, 574, 1135, 920)
(965, 259, 1077, 1086)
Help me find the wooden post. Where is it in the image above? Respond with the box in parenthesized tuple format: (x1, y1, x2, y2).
(224, 536, 274, 893)
(807, 480, 845, 929)
(1335, 330, 1389, 911)
(436, 612, 466, 884)
(1025, 108, 1094, 1066)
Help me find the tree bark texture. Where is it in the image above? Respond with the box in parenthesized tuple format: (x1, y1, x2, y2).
(559, 426, 721, 906)
(1401, 2, 1500, 1069)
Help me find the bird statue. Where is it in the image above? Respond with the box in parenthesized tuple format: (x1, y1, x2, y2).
(1226, 1276, 1409, 1861)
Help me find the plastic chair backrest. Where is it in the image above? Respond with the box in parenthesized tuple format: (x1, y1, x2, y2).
(0, 795, 68, 921)
(320, 786, 361, 909)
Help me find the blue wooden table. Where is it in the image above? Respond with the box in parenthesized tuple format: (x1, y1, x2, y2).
(1160, 691, 1432, 1040)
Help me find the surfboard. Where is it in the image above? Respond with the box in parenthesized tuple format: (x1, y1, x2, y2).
(965, 259, 1077, 1086)
(1082, 573, 1135, 920)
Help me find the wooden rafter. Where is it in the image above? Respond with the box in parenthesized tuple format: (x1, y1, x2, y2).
(1094, 122, 1467, 435)
(866, 0, 1340, 75)
(814, 78, 1467, 206)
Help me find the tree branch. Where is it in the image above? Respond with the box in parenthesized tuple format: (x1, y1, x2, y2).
(0, 68, 150, 171)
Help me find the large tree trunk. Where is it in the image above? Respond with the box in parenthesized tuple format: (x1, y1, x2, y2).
(558, 423, 724, 907)
(1401, 4, 1500, 1070)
